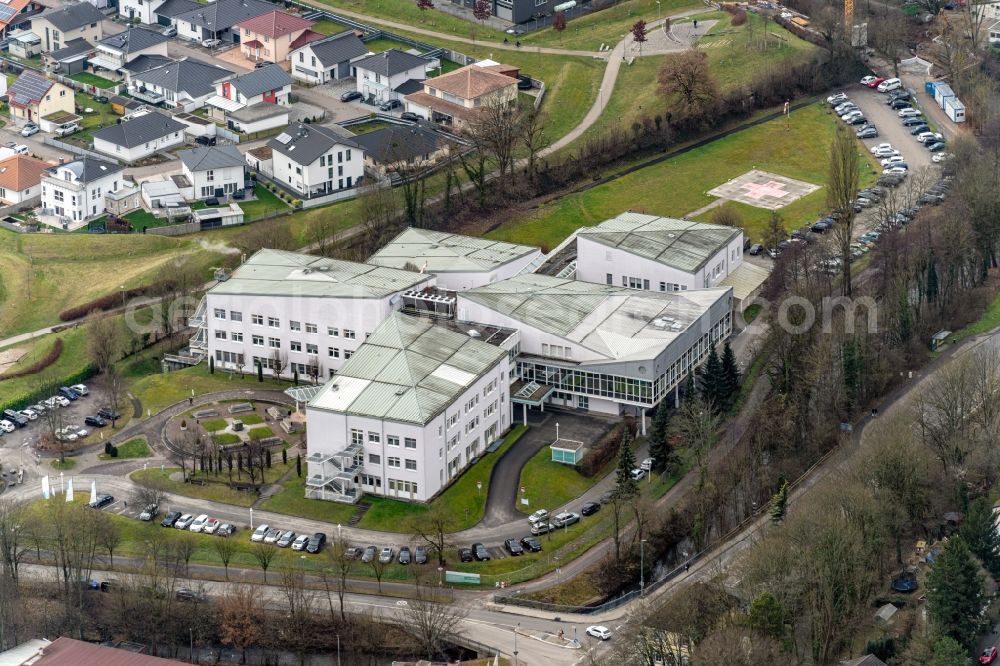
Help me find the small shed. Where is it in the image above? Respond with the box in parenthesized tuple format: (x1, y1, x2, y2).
(550, 438, 585, 465)
(944, 96, 966, 123)
(193, 203, 244, 230)
(875, 603, 898, 624)
(930, 330, 951, 351)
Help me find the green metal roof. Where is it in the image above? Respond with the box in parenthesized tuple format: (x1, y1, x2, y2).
(367, 228, 539, 273)
(308, 313, 507, 425)
(577, 212, 741, 273)
(460, 274, 730, 362)
(209, 249, 431, 299)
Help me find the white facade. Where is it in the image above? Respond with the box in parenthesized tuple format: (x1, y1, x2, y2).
(41, 162, 122, 223)
(183, 162, 244, 199)
(120, 0, 165, 24)
(175, 18, 203, 42)
(93, 127, 184, 162)
(306, 359, 510, 502)
(272, 143, 363, 197)
(0, 181, 40, 204)
(354, 62, 425, 104)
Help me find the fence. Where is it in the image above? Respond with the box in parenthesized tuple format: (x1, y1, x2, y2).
(215, 126, 241, 144)
(42, 136, 119, 163)
(53, 72, 123, 96)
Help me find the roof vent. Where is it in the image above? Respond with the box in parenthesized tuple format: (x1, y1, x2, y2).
(394, 389, 405, 396)
(303, 267, 312, 274)
(468, 329, 480, 337)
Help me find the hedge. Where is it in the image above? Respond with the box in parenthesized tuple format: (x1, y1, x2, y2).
(59, 286, 153, 322)
(0, 363, 98, 415)
(0, 339, 63, 380)
(575, 418, 636, 478)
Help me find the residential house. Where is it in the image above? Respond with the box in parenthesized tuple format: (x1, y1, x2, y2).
(305, 312, 513, 503)
(8, 31, 42, 58)
(290, 30, 367, 84)
(244, 145, 272, 173)
(0, 154, 49, 204)
(991, 20, 1000, 44)
(41, 156, 124, 223)
(172, 0, 273, 44)
(119, 0, 196, 25)
(150, 0, 200, 27)
(119, 53, 174, 85)
(487, 0, 558, 24)
(267, 122, 363, 198)
(404, 62, 518, 129)
(206, 64, 293, 133)
(368, 228, 542, 291)
(42, 38, 94, 75)
(7, 70, 74, 125)
(31, 2, 104, 52)
(352, 49, 430, 104)
(89, 27, 170, 80)
(195, 248, 436, 379)
(178, 145, 246, 199)
(92, 110, 186, 162)
(131, 57, 233, 109)
(352, 123, 452, 178)
(0, 0, 43, 41)
(234, 10, 323, 64)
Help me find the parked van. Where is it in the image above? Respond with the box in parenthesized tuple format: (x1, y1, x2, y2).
(877, 78, 902, 93)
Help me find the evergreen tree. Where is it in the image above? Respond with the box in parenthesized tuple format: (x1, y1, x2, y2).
(682, 371, 697, 405)
(959, 498, 1000, 579)
(265, 448, 272, 469)
(293, 369, 299, 386)
(747, 592, 785, 639)
(926, 260, 939, 303)
(209, 356, 215, 374)
(719, 341, 740, 409)
(769, 481, 789, 523)
(929, 636, 968, 666)
(613, 426, 638, 500)
(699, 346, 723, 408)
(296, 453, 302, 478)
(842, 339, 860, 410)
(648, 402, 671, 471)
(256, 360, 263, 382)
(927, 536, 984, 649)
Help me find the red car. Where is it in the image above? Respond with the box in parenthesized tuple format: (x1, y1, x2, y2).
(981, 646, 998, 664)
(867, 76, 886, 88)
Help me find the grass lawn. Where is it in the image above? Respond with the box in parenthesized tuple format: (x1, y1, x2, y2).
(200, 418, 229, 432)
(215, 433, 241, 446)
(515, 447, 595, 515)
(947, 288, 1000, 344)
(363, 37, 416, 53)
(241, 185, 288, 219)
(121, 209, 180, 232)
(127, 364, 287, 421)
(99, 436, 151, 460)
(312, 18, 350, 34)
(248, 426, 274, 439)
(69, 72, 118, 89)
(314, 0, 504, 42)
(259, 473, 359, 523)
(239, 413, 264, 426)
(487, 102, 858, 248)
(131, 460, 294, 507)
(522, 0, 701, 49)
(0, 326, 89, 411)
(50, 458, 77, 470)
(357, 424, 528, 531)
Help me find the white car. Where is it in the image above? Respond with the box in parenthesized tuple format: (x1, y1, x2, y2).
(174, 514, 195, 530)
(203, 518, 220, 534)
(860, 75, 878, 86)
(897, 108, 921, 118)
(19, 123, 38, 137)
(12, 144, 29, 155)
(291, 534, 310, 551)
(250, 524, 270, 542)
(56, 428, 78, 442)
(528, 509, 549, 525)
(586, 626, 612, 641)
(932, 152, 953, 163)
(881, 155, 906, 167)
(202, 38, 221, 48)
(877, 77, 901, 92)
(19, 409, 38, 421)
(917, 131, 943, 144)
(71, 384, 89, 396)
(0, 420, 14, 434)
(883, 166, 908, 175)
(188, 514, 210, 533)
(640, 458, 653, 471)
(630, 468, 647, 481)
(827, 92, 848, 104)
(873, 147, 900, 159)
(870, 142, 893, 155)
(54, 395, 70, 407)
(67, 425, 88, 438)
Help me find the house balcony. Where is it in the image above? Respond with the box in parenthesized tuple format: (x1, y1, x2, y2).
(130, 86, 165, 104)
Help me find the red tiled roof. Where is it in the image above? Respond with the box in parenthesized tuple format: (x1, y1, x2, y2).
(288, 28, 324, 50)
(30, 638, 186, 666)
(235, 10, 312, 38)
(0, 154, 50, 192)
(243, 39, 263, 48)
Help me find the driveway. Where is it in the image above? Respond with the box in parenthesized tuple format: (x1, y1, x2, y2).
(849, 84, 934, 171)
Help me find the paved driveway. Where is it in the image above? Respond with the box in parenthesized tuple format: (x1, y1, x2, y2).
(848, 84, 934, 171)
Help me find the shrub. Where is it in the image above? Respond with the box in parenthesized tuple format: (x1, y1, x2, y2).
(731, 9, 747, 25)
(59, 286, 152, 321)
(0, 339, 63, 380)
(110, 446, 119, 458)
(575, 419, 636, 477)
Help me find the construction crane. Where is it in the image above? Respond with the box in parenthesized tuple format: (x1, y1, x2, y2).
(844, 0, 853, 27)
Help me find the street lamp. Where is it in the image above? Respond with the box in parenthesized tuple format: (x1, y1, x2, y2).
(249, 507, 254, 529)
(656, 0, 661, 17)
(640, 538, 647, 596)
(513, 623, 519, 666)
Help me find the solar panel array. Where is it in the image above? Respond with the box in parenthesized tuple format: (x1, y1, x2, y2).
(9, 71, 51, 106)
(0, 4, 17, 23)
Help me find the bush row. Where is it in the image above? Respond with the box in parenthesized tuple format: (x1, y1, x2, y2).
(575, 418, 637, 477)
(59, 286, 153, 322)
(0, 339, 63, 380)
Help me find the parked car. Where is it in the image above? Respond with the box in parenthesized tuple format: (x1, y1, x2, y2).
(504, 539, 524, 556)
(866, 76, 886, 88)
(827, 92, 849, 104)
(926, 141, 946, 152)
(58, 386, 79, 401)
(414, 545, 428, 564)
(55, 123, 79, 136)
(856, 126, 878, 139)
(19, 123, 38, 137)
(161, 511, 181, 527)
(889, 99, 911, 110)
(472, 543, 490, 561)
(916, 131, 943, 143)
(981, 647, 998, 665)
(846, 115, 867, 125)
(379, 99, 402, 112)
(217, 523, 236, 537)
(276, 530, 297, 548)
(459, 547, 474, 562)
(581, 501, 601, 516)
(909, 124, 930, 135)
(640, 458, 653, 471)
(194, 135, 216, 147)
(250, 524, 270, 542)
(139, 504, 158, 521)
(29, 403, 46, 416)
(291, 534, 310, 551)
(90, 494, 114, 509)
(902, 116, 926, 127)
(398, 545, 411, 564)
(552, 512, 581, 528)
(0, 420, 14, 434)
(361, 545, 377, 563)
(262, 528, 281, 544)
(586, 626, 612, 640)
(870, 142, 894, 154)
(379, 546, 394, 563)
(19, 408, 38, 421)
(399, 111, 422, 122)
(71, 384, 89, 396)
(340, 90, 363, 102)
(528, 509, 549, 525)
(176, 588, 207, 603)
(162, 26, 177, 37)
(530, 522, 554, 536)
(84, 415, 108, 428)
(12, 144, 28, 155)
(45, 396, 65, 409)
(630, 468, 647, 481)
(521, 536, 543, 552)
(932, 152, 953, 163)
(174, 514, 195, 530)
(881, 155, 906, 167)
(877, 77, 902, 92)
(306, 532, 327, 554)
(2, 410, 27, 427)
(748, 243, 764, 255)
(203, 518, 220, 534)
(202, 38, 221, 48)
(97, 407, 121, 421)
(860, 75, 878, 86)
(897, 108, 921, 118)
(883, 166, 909, 175)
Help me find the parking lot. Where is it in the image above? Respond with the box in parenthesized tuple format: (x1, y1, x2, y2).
(847, 85, 935, 171)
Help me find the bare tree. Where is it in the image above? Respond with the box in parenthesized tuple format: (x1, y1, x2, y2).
(325, 536, 354, 621)
(219, 584, 264, 664)
(357, 181, 400, 256)
(214, 537, 237, 580)
(169, 531, 197, 576)
(399, 582, 468, 659)
(827, 125, 861, 296)
(279, 569, 317, 665)
(409, 503, 456, 568)
(269, 348, 288, 379)
(104, 365, 126, 428)
(658, 50, 720, 119)
(95, 513, 122, 566)
(86, 313, 125, 374)
(251, 542, 277, 583)
(464, 94, 522, 179)
(368, 551, 389, 593)
(520, 110, 546, 183)
(130, 478, 167, 512)
(0, 500, 29, 585)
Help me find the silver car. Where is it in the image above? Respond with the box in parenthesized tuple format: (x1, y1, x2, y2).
(378, 546, 394, 563)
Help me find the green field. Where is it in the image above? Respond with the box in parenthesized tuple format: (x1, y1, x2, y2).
(516, 447, 596, 514)
(363, 37, 417, 53)
(132, 461, 294, 507)
(0, 327, 90, 411)
(522, 0, 701, 49)
(241, 185, 289, 219)
(486, 102, 864, 247)
(312, 18, 351, 34)
(69, 72, 117, 89)
(128, 364, 288, 421)
(311, 0, 504, 42)
(99, 436, 151, 460)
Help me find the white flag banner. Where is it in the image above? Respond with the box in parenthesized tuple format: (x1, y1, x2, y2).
(65, 478, 74, 503)
(41, 475, 50, 500)
(90, 480, 97, 505)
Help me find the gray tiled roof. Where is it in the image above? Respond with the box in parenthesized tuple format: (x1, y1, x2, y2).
(46, 157, 123, 182)
(267, 122, 359, 167)
(98, 27, 169, 55)
(135, 57, 233, 96)
(38, 2, 103, 32)
(48, 38, 94, 61)
(229, 64, 292, 99)
(173, 0, 273, 32)
(577, 212, 742, 274)
(93, 111, 185, 148)
(153, 0, 199, 18)
(352, 124, 446, 164)
(120, 54, 173, 74)
(308, 312, 507, 425)
(304, 31, 367, 68)
(178, 145, 244, 171)
(352, 49, 429, 77)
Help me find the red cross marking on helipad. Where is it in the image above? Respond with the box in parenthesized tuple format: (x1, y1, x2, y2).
(740, 180, 788, 200)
